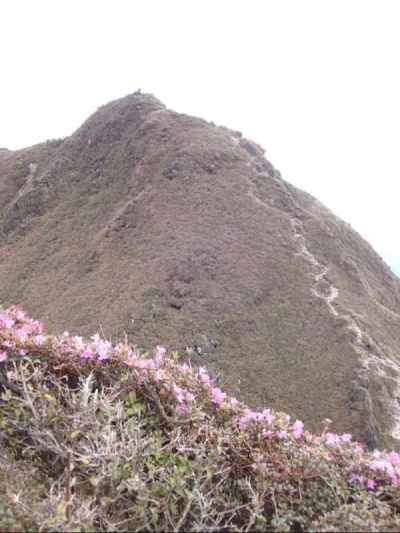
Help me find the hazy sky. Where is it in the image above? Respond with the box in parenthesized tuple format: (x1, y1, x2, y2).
(1, 1, 399, 274)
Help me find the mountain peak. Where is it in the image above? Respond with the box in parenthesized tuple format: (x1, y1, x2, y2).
(1, 94, 400, 449)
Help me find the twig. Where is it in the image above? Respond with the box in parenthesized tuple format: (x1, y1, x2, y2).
(64, 450, 72, 522)
(175, 495, 193, 532)
(0, 373, 20, 394)
(15, 362, 39, 419)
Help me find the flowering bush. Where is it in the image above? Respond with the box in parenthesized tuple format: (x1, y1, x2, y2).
(1, 305, 400, 531)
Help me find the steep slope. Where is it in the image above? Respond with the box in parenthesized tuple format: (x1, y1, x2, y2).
(1, 92, 400, 448)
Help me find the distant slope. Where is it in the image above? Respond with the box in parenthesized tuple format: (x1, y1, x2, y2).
(1, 92, 400, 448)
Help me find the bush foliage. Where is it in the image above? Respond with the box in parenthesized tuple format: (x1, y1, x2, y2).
(1, 305, 400, 531)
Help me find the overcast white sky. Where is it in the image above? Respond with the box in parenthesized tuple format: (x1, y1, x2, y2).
(1, 0, 399, 274)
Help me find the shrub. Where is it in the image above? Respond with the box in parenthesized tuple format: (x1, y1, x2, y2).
(1, 305, 400, 531)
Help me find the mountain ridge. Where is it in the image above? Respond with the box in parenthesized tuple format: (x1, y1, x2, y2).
(1, 91, 400, 448)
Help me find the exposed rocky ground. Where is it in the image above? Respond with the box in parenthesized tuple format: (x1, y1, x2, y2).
(1, 92, 400, 448)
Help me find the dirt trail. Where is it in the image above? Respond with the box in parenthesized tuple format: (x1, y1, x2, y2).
(245, 150, 400, 441)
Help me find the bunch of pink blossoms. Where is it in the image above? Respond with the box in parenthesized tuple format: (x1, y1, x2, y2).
(0, 305, 45, 361)
(3, 305, 400, 492)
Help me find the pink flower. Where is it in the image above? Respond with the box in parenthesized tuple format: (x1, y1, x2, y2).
(179, 362, 191, 374)
(19, 349, 27, 356)
(173, 385, 186, 403)
(369, 459, 395, 479)
(154, 345, 166, 367)
(14, 309, 26, 321)
(325, 432, 340, 448)
(0, 313, 15, 330)
(73, 336, 85, 350)
(80, 349, 95, 360)
(198, 367, 211, 386)
(0, 351, 8, 362)
(340, 433, 352, 444)
(126, 349, 140, 366)
(154, 369, 166, 383)
(133, 358, 156, 370)
(238, 409, 261, 429)
(33, 334, 46, 346)
(29, 319, 43, 334)
(185, 391, 195, 403)
(367, 479, 376, 490)
(292, 420, 304, 439)
(176, 403, 189, 415)
(276, 430, 288, 440)
(262, 409, 276, 426)
(263, 429, 274, 439)
(388, 451, 400, 465)
(92, 337, 111, 361)
(349, 474, 365, 486)
(210, 387, 226, 406)
(14, 327, 29, 343)
(2, 340, 14, 348)
(91, 333, 101, 343)
(229, 397, 239, 408)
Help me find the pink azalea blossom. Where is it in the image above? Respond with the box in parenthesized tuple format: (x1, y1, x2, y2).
(80, 349, 95, 360)
(238, 409, 261, 429)
(29, 319, 43, 334)
(91, 333, 101, 343)
(2, 340, 14, 348)
(277, 430, 288, 440)
(133, 358, 156, 370)
(198, 367, 211, 386)
(14, 327, 29, 344)
(388, 451, 400, 465)
(176, 403, 189, 415)
(340, 433, 352, 444)
(126, 349, 140, 366)
(229, 397, 239, 408)
(33, 335, 46, 346)
(185, 391, 195, 403)
(92, 338, 112, 361)
(173, 385, 186, 403)
(0, 313, 15, 330)
(154, 369, 167, 383)
(154, 345, 166, 367)
(210, 387, 226, 406)
(369, 459, 395, 480)
(14, 309, 26, 321)
(0, 351, 8, 362)
(367, 479, 376, 490)
(325, 432, 341, 448)
(292, 420, 304, 439)
(73, 336, 85, 350)
(349, 474, 366, 486)
(179, 362, 191, 374)
(262, 409, 276, 426)
(19, 349, 27, 356)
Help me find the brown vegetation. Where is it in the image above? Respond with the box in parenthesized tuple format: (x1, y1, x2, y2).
(1, 92, 400, 449)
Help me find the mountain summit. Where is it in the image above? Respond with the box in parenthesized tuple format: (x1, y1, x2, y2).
(1, 92, 400, 448)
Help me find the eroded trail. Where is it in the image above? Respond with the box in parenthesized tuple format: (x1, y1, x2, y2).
(245, 159, 400, 441)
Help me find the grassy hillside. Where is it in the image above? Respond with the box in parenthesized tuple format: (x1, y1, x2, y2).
(2, 93, 400, 449)
(1, 305, 400, 531)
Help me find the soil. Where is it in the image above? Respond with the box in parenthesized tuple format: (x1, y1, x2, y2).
(1, 91, 400, 448)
